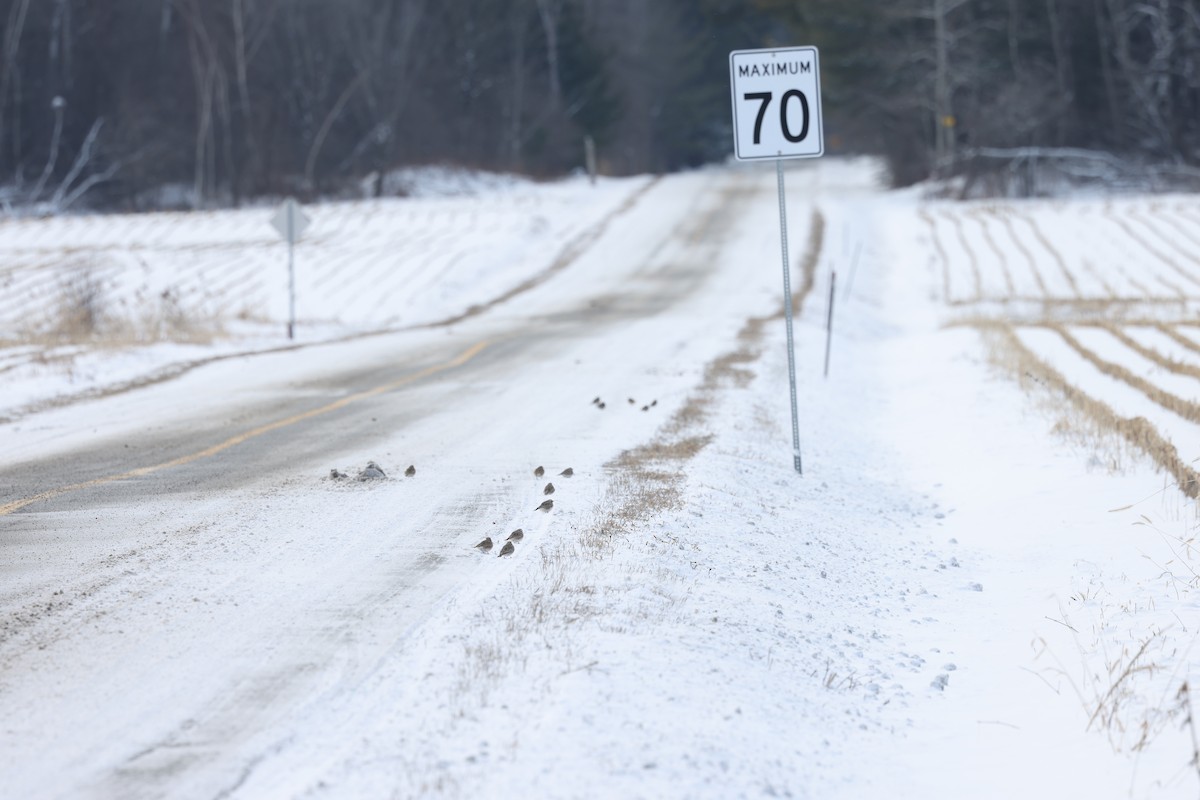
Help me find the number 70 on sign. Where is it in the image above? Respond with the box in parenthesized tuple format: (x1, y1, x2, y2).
(729, 47, 824, 161)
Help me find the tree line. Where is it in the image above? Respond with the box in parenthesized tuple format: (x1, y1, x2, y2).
(1, 0, 1198, 210)
(775, 0, 1200, 189)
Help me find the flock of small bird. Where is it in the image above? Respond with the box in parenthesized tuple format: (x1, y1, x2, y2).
(592, 396, 657, 412)
(326, 460, 572, 560)
(328, 460, 416, 481)
(474, 465, 573, 558)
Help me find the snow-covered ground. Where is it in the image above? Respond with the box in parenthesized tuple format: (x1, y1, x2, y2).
(2, 160, 1199, 799)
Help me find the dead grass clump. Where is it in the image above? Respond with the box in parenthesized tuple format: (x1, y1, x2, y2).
(705, 352, 757, 389)
(142, 287, 216, 343)
(31, 261, 222, 347)
(624, 436, 714, 466)
(50, 268, 110, 340)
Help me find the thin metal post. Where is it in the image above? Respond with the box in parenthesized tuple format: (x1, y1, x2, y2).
(824, 271, 836, 378)
(287, 211, 296, 340)
(776, 160, 802, 475)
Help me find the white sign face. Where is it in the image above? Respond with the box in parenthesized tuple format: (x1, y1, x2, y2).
(270, 198, 310, 244)
(730, 46, 824, 161)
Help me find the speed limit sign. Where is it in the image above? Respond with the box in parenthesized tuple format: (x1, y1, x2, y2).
(729, 45, 824, 476)
(730, 46, 823, 161)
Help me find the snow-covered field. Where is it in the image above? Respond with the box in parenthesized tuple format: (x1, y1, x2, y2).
(0, 170, 651, 422)
(2, 160, 1199, 798)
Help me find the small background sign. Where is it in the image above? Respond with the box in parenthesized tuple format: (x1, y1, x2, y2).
(730, 46, 824, 161)
(271, 198, 310, 244)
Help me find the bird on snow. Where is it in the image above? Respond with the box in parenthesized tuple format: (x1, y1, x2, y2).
(651, 400, 657, 407)
(507, 529, 524, 542)
(628, 398, 635, 404)
(498, 541, 515, 557)
(534, 465, 545, 477)
(536, 499, 554, 512)
(475, 537, 494, 552)
(543, 482, 555, 496)
(358, 461, 387, 480)
(330, 468, 346, 480)
(559, 467, 574, 477)
(641, 405, 649, 412)
(591, 397, 601, 405)
(404, 465, 416, 477)
(597, 402, 606, 410)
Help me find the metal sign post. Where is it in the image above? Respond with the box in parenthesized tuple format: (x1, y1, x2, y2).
(730, 46, 824, 475)
(270, 198, 310, 340)
(775, 160, 803, 474)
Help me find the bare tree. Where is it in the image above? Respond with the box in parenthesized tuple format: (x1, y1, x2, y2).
(0, 0, 32, 178)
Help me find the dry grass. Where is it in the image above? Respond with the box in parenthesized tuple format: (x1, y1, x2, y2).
(17, 263, 223, 350)
(1158, 324, 1200, 357)
(50, 269, 110, 339)
(1089, 323, 1200, 381)
(979, 321, 1199, 499)
(1049, 324, 1200, 427)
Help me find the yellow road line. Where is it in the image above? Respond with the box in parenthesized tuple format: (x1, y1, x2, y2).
(0, 340, 491, 517)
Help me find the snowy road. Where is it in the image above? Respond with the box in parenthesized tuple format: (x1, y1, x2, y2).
(0, 167, 801, 798)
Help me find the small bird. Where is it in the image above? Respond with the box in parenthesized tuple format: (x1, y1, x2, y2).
(475, 537, 493, 552)
(598, 402, 606, 409)
(358, 461, 387, 480)
(651, 400, 657, 407)
(330, 468, 346, 480)
(507, 529, 524, 542)
(641, 405, 649, 411)
(591, 397, 601, 405)
(498, 541, 515, 557)
(559, 468, 574, 477)
(536, 499, 554, 512)
(628, 398, 635, 404)
(404, 465, 416, 477)
(543, 482, 555, 495)
(534, 466, 545, 477)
